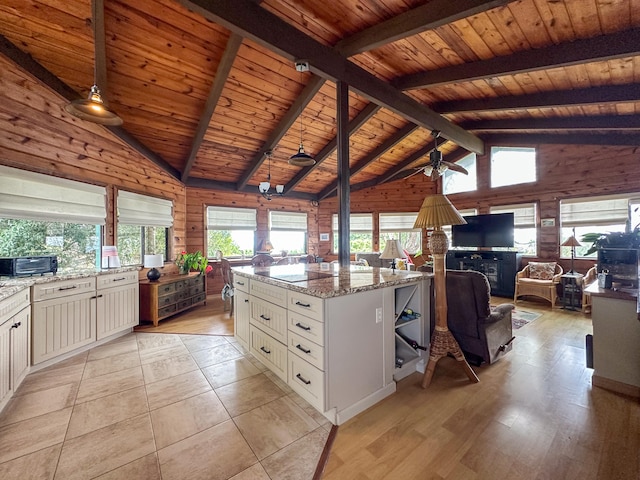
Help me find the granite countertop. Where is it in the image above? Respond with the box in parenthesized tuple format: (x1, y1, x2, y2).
(232, 263, 431, 298)
(0, 266, 140, 302)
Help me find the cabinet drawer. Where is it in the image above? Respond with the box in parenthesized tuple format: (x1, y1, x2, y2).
(288, 354, 324, 411)
(233, 276, 249, 293)
(192, 292, 206, 304)
(32, 277, 96, 301)
(250, 280, 287, 307)
(158, 293, 178, 307)
(157, 282, 176, 296)
(288, 330, 324, 370)
(250, 325, 287, 382)
(189, 284, 205, 296)
(288, 291, 323, 322)
(0, 288, 30, 321)
(250, 296, 287, 344)
(177, 299, 192, 310)
(288, 311, 324, 347)
(96, 270, 138, 289)
(158, 304, 177, 318)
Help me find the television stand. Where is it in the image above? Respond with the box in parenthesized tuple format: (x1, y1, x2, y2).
(446, 250, 521, 298)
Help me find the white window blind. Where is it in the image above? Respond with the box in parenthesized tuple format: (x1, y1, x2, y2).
(0, 165, 106, 224)
(269, 211, 307, 231)
(380, 213, 419, 232)
(332, 213, 372, 232)
(207, 206, 257, 230)
(117, 190, 173, 227)
(560, 194, 636, 227)
(491, 204, 536, 227)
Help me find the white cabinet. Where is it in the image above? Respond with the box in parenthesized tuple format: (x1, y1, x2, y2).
(96, 271, 139, 340)
(0, 288, 31, 411)
(233, 275, 250, 349)
(32, 277, 96, 365)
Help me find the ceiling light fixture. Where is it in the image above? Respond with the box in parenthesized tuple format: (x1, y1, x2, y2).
(258, 151, 284, 201)
(64, 0, 122, 126)
(289, 61, 315, 167)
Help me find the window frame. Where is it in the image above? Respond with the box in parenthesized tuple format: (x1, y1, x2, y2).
(490, 146, 537, 188)
(206, 206, 258, 259)
(490, 203, 537, 256)
(268, 211, 308, 255)
(379, 212, 421, 255)
(443, 153, 477, 195)
(332, 213, 373, 254)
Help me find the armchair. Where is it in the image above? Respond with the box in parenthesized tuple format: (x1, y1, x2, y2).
(514, 262, 563, 307)
(580, 265, 598, 314)
(445, 270, 515, 365)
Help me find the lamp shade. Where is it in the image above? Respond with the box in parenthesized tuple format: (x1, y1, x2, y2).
(143, 254, 164, 268)
(561, 235, 581, 247)
(380, 239, 404, 259)
(101, 245, 121, 269)
(414, 194, 466, 229)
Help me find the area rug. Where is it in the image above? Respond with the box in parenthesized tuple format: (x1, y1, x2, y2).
(512, 309, 542, 329)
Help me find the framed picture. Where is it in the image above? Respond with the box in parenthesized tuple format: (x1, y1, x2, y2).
(320, 233, 330, 241)
(541, 218, 555, 227)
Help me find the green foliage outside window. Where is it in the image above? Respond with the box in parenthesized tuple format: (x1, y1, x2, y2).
(208, 230, 253, 258)
(332, 233, 372, 253)
(0, 219, 99, 270)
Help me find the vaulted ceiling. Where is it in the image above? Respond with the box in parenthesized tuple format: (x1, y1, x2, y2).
(2, 0, 639, 202)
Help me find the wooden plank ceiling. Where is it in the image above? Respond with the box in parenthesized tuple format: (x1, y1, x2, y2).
(1, 0, 639, 201)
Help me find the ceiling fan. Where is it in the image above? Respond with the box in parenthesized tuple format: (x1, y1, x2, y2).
(407, 130, 468, 180)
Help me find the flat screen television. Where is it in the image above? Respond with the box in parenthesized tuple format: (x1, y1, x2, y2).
(451, 213, 514, 248)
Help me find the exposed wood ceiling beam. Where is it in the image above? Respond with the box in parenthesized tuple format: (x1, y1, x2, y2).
(0, 34, 180, 179)
(318, 122, 420, 199)
(177, 0, 484, 154)
(182, 33, 243, 182)
(482, 133, 640, 146)
(433, 84, 640, 113)
(185, 176, 317, 200)
(284, 103, 381, 192)
(237, 75, 325, 189)
(335, 0, 513, 57)
(461, 115, 640, 132)
(394, 28, 640, 90)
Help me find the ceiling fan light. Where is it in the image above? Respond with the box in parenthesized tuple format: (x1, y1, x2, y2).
(259, 181, 271, 193)
(275, 184, 284, 194)
(65, 85, 123, 126)
(289, 144, 315, 167)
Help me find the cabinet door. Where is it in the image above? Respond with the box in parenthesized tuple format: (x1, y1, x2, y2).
(0, 319, 11, 406)
(32, 291, 96, 364)
(234, 289, 250, 349)
(10, 307, 30, 390)
(97, 282, 139, 340)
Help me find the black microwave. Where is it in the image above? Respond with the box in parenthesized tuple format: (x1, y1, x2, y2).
(0, 255, 58, 277)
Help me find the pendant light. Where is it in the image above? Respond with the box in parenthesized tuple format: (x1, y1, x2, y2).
(289, 61, 315, 167)
(65, 0, 122, 126)
(258, 151, 284, 200)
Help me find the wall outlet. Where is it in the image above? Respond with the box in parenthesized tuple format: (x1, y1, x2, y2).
(375, 307, 383, 323)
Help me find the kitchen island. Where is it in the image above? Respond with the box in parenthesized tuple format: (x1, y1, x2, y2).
(232, 263, 432, 425)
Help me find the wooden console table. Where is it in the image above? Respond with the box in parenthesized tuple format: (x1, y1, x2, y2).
(139, 273, 206, 326)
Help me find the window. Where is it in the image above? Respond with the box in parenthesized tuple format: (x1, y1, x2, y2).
(560, 194, 639, 258)
(445, 208, 477, 247)
(379, 213, 420, 254)
(443, 153, 477, 194)
(0, 165, 106, 271)
(117, 190, 172, 266)
(269, 211, 307, 255)
(490, 147, 536, 188)
(207, 206, 257, 258)
(332, 214, 373, 253)
(490, 204, 537, 255)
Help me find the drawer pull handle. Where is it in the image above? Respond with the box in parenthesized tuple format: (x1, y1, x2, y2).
(11, 321, 21, 329)
(296, 344, 311, 354)
(244, 299, 249, 303)
(260, 314, 271, 321)
(295, 322, 311, 331)
(58, 285, 78, 291)
(112, 277, 126, 282)
(237, 281, 245, 286)
(260, 346, 271, 354)
(296, 373, 311, 385)
(295, 301, 311, 308)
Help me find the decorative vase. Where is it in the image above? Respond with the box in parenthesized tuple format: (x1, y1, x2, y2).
(179, 265, 189, 275)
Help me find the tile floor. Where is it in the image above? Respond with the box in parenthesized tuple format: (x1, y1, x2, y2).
(0, 332, 331, 479)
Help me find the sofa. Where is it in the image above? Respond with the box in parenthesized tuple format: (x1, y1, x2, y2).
(355, 252, 393, 268)
(445, 270, 515, 365)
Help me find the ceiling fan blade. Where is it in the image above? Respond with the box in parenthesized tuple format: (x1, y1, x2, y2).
(402, 167, 427, 179)
(443, 161, 468, 175)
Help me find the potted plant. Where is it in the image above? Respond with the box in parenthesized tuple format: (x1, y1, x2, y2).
(581, 228, 640, 256)
(175, 250, 212, 275)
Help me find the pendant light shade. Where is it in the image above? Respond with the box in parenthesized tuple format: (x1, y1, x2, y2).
(289, 61, 315, 167)
(65, 85, 123, 126)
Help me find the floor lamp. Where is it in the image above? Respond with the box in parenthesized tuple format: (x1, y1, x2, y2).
(414, 194, 479, 388)
(561, 228, 581, 274)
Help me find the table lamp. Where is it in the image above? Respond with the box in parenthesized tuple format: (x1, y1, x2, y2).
(101, 246, 121, 269)
(144, 254, 164, 281)
(561, 228, 581, 274)
(414, 193, 479, 388)
(380, 238, 404, 273)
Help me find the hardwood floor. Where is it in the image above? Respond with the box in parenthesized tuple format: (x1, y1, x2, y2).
(134, 296, 234, 336)
(322, 299, 640, 480)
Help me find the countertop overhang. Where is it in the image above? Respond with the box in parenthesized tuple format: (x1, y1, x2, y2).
(232, 263, 431, 298)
